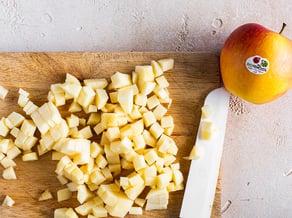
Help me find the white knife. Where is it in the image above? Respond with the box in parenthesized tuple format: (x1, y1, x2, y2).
(180, 87, 230, 218)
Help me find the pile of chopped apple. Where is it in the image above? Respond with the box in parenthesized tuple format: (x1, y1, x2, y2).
(0, 58, 184, 217)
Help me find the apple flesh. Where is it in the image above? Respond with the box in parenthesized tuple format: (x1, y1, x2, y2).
(220, 23, 292, 104)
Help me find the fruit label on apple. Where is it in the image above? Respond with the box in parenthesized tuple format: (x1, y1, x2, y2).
(245, 56, 269, 75)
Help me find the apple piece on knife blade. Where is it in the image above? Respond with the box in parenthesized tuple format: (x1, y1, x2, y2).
(180, 87, 230, 218)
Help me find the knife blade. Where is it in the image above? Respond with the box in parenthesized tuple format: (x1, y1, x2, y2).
(180, 87, 230, 218)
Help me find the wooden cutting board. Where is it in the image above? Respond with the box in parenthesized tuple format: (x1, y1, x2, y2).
(0, 52, 221, 218)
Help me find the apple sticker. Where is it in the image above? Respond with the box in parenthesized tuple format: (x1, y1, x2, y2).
(246, 55, 269, 75)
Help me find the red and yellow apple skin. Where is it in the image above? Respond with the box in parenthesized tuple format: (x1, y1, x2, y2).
(220, 23, 292, 104)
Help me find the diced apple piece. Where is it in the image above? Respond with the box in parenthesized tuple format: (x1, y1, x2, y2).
(91, 205, 108, 217)
(77, 86, 96, 108)
(78, 126, 93, 139)
(6, 112, 25, 128)
(145, 188, 169, 210)
(2, 166, 16, 180)
(134, 198, 146, 207)
(155, 76, 169, 88)
(0, 139, 9, 154)
(68, 101, 83, 113)
(161, 115, 174, 128)
(105, 192, 133, 217)
(129, 206, 143, 215)
(134, 94, 147, 107)
(65, 208, 78, 218)
(65, 73, 81, 85)
(142, 130, 156, 147)
(100, 113, 119, 128)
(77, 184, 94, 204)
(1, 157, 16, 168)
(109, 91, 118, 103)
(144, 149, 159, 165)
(0, 85, 8, 99)
(201, 104, 214, 119)
(57, 188, 72, 202)
(2, 195, 15, 207)
(152, 104, 167, 121)
(84, 78, 108, 89)
(66, 114, 79, 128)
(95, 89, 109, 110)
(200, 121, 215, 140)
(111, 72, 132, 89)
(142, 111, 156, 127)
(95, 154, 108, 169)
(31, 110, 50, 134)
(54, 208, 68, 218)
(39, 189, 53, 201)
(106, 127, 120, 141)
(149, 122, 164, 139)
(185, 145, 204, 160)
(57, 175, 69, 185)
(87, 112, 101, 126)
(146, 95, 160, 110)
(90, 142, 103, 158)
(0, 118, 10, 137)
(20, 119, 36, 136)
(118, 86, 134, 114)
(22, 152, 38, 161)
(132, 134, 146, 151)
(133, 154, 147, 171)
(153, 85, 168, 100)
(151, 60, 163, 77)
(52, 151, 65, 160)
(90, 169, 106, 185)
(62, 83, 82, 100)
(172, 169, 184, 185)
(158, 58, 174, 72)
(139, 81, 156, 96)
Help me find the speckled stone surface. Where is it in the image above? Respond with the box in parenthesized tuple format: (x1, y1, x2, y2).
(0, 1, 291, 217)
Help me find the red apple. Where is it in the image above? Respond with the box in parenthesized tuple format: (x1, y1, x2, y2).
(220, 23, 292, 104)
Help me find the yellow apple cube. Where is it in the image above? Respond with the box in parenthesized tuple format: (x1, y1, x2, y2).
(6, 112, 25, 128)
(144, 149, 159, 165)
(84, 78, 108, 89)
(38, 189, 53, 201)
(2, 166, 17, 180)
(133, 134, 146, 151)
(2, 195, 15, 207)
(201, 104, 214, 119)
(149, 122, 164, 139)
(68, 101, 83, 113)
(134, 94, 147, 107)
(91, 205, 108, 217)
(0, 85, 8, 99)
(151, 60, 163, 77)
(142, 130, 156, 147)
(57, 188, 72, 202)
(111, 72, 132, 89)
(117, 86, 134, 114)
(200, 121, 215, 140)
(158, 58, 174, 72)
(95, 88, 109, 110)
(142, 111, 156, 127)
(77, 184, 94, 204)
(146, 95, 160, 110)
(77, 86, 96, 108)
(22, 152, 38, 161)
(105, 127, 120, 141)
(152, 104, 167, 121)
(133, 154, 147, 171)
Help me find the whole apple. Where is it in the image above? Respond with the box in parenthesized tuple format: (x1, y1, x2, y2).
(220, 23, 292, 104)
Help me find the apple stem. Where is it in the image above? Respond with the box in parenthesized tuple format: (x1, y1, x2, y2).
(279, 23, 287, 34)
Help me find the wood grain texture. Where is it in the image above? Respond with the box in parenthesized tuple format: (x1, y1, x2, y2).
(0, 52, 221, 218)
